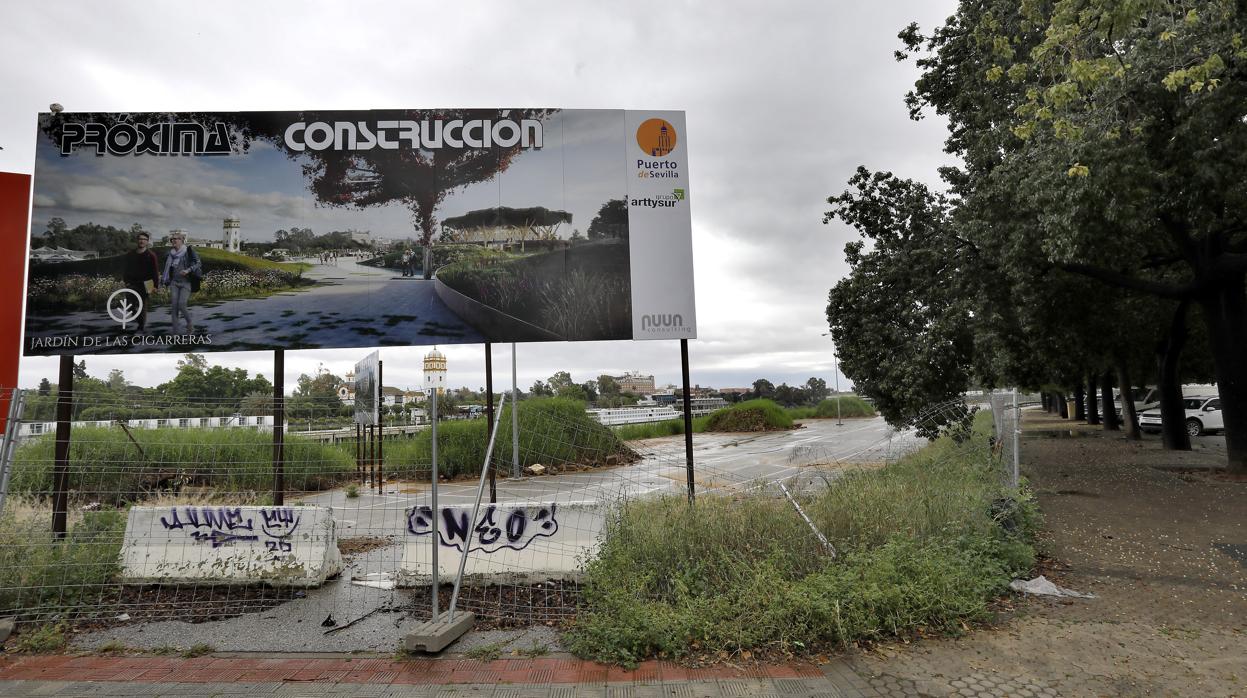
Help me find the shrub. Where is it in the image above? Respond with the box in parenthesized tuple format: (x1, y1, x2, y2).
(564, 412, 1036, 665)
(9, 427, 354, 505)
(384, 397, 635, 480)
(703, 399, 793, 432)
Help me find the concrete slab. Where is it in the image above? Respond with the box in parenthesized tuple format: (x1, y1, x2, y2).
(403, 611, 475, 653)
(397, 502, 603, 584)
(120, 505, 343, 587)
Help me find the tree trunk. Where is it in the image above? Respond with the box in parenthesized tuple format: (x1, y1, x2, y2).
(1073, 385, 1085, 420)
(1197, 276, 1247, 474)
(1101, 372, 1120, 431)
(1157, 300, 1191, 452)
(1117, 362, 1141, 440)
(1086, 375, 1100, 425)
(1057, 392, 1069, 418)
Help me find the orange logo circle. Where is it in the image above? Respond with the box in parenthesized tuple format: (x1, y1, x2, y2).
(636, 118, 677, 157)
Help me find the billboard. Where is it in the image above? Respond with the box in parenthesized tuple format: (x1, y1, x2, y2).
(23, 109, 696, 356)
(354, 351, 379, 426)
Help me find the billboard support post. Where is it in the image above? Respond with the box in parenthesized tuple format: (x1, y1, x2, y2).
(377, 360, 384, 493)
(52, 355, 74, 538)
(430, 385, 439, 622)
(511, 344, 519, 479)
(355, 423, 362, 484)
(272, 349, 285, 506)
(680, 339, 695, 504)
(485, 343, 496, 504)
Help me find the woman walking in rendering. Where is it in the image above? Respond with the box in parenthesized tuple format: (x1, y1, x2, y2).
(162, 231, 202, 334)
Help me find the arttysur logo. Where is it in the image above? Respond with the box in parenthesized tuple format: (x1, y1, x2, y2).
(636, 118, 677, 157)
(107, 288, 143, 329)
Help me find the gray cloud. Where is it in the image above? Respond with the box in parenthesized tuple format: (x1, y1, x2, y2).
(7, 0, 959, 391)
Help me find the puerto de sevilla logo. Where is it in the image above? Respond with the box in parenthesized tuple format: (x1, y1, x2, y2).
(107, 288, 143, 329)
(636, 118, 677, 157)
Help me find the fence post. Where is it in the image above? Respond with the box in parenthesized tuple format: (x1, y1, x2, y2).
(511, 343, 520, 479)
(273, 349, 285, 506)
(1012, 388, 1020, 489)
(680, 339, 695, 504)
(431, 386, 440, 622)
(52, 355, 74, 539)
(377, 360, 384, 492)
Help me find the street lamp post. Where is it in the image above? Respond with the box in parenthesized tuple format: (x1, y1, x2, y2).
(822, 333, 842, 426)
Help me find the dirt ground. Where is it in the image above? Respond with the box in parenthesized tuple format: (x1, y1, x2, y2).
(853, 409, 1246, 698)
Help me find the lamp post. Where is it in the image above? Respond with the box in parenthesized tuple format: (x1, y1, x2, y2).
(821, 333, 842, 426)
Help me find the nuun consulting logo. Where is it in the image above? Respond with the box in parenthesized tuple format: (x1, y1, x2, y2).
(641, 313, 686, 333)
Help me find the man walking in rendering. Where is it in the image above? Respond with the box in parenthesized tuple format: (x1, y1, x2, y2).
(121, 231, 160, 333)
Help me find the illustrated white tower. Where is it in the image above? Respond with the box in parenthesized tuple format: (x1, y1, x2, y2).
(423, 348, 447, 396)
(223, 216, 241, 253)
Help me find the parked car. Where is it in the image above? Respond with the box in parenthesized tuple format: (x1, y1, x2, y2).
(1115, 384, 1217, 419)
(1137, 395, 1224, 436)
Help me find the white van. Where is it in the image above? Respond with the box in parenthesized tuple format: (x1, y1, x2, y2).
(1115, 384, 1217, 417)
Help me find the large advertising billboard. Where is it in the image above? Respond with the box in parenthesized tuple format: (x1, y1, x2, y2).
(23, 109, 696, 356)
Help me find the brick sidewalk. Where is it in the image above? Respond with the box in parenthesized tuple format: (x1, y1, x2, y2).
(0, 654, 881, 697)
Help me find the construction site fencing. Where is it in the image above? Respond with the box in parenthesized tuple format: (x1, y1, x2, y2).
(0, 387, 1000, 652)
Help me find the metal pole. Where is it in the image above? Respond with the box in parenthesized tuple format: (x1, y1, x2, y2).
(680, 339, 695, 504)
(377, 360, 384, 492)
(448, 393, 507, 621)
(0, 388, 27, 520)
(356, 423, 362, 484)
(485, 343, 495, 503)
(834, 349, 842, 426)
(52, 355, 74, 538)
(273, 349, 285, 506)
(430, 386, 439, 622)
(511, 343, 519, 479)
(1011, 388, 1020, 489)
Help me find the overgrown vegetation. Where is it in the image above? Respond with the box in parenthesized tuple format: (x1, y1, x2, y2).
(0, 510, 125, 622)
(11, 623, 70, 653)
(9, 427, 354, 506)
(703, 399, 793, 432)
(565, 412, 1037, 665)
(787, 396, 876, 420)
(438, 240, 631, 340)
(384, 397, 634, 480)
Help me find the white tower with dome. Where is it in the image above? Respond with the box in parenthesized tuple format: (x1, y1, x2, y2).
(423, 348, 447, 396)
(223, 216, 241, 253)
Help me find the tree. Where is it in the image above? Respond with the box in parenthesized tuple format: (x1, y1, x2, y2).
(587, 198, 629, 240)
(804, 377, 829, 403)
(72, 360, 88, 379)
(597, 374, 620, 396)
(37, 378, 51, 396)
(751, 379, 775, 400)
(43, 217, 67, 246)
(825, 169, 976, 430)
(530, 380, 551, 397)
(547, 371, 574, 393)
(106, 369, 128, 392)
(898, 0, 1247, 471)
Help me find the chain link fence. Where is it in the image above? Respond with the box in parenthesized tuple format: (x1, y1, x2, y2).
(0, 387, 1010, 652)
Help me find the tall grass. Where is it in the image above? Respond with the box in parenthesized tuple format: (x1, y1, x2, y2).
(704, 399, 793, 431)
(384, 397, 634, 480)
(0, 508, 126, 620)
(787, 395, 876, 420)
(565, 412, 1038, 664)
(9, 427, 354, 506)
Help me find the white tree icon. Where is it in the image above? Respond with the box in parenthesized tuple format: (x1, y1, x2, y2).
(106, 289, 143, 330)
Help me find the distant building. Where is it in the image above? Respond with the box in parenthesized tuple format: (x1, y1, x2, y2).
(29, 245, 96, 263)
(424, 349, 447, 396)
(223, 217, 241, 253)
(613, 371, 655, 394)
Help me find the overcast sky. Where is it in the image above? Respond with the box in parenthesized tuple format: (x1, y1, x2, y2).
(1, 0, 957, 394)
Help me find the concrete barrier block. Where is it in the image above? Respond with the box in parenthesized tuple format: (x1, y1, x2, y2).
(120, 505, 342, 587)
(398, 501, 604, 584)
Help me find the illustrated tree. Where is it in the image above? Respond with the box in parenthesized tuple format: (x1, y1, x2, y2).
(587, 198, 629, 240)
(441, 206, 572, 251)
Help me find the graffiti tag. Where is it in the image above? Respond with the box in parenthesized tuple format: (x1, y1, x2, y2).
(406, 504, 559, 553)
